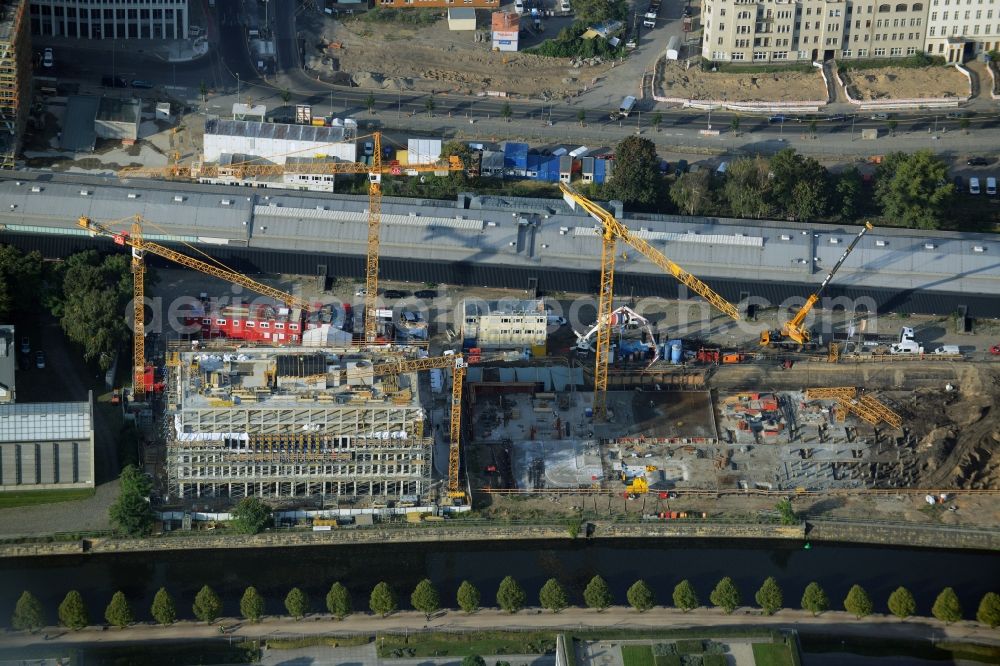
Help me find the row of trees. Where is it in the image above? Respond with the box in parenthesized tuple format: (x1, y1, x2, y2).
(11, 577, 1000, 632)
(602, 139, 955, 230)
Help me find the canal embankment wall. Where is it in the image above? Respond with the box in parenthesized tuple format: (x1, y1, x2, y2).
(1, 518, 997, 558)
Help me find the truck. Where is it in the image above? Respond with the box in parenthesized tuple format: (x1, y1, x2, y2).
(682, 5, 693, 31)
(609, 95, 637, 121)
(665, 35, 681, 60)
(643, 0, 661, 28)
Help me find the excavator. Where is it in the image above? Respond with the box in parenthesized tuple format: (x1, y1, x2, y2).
(760, 221, 874, 348)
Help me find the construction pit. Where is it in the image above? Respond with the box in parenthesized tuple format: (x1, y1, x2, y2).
(300, 11, 614, 98)
(655, 60, 829, 103)
(840, 64, 971, 101)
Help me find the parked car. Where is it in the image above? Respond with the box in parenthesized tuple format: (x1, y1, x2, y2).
(967, 156, 991, 166)
(382, 289, 407, 299)
(131, 79, 154, 89)
(101, 75, 129, 88)
(988, 177, 997, 195)
(35, 351, 45, 369)
(363, 141, 374, 157)
(991, 344, 1000, 355)
(42, 48, 53, 68)
(414, 289, 438, 299)
(674, 159, 688, 177)
(946, 111, 966, 119)
(20, 336, 29, 354)
(768, 114, 789, 123)
(870, 112, 889, 120)
(970, 177, 981, 195)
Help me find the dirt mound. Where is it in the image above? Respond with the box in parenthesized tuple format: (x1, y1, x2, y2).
(656, 61, 827, 102)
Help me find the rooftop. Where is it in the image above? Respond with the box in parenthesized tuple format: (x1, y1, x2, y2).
(205, 119, 353, 144)
(464, 299, 545, 317)
(0, 399, 93, 443)
(97, 97, 141, 125)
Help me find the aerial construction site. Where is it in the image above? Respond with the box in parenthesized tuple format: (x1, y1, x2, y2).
(38, 138, 994, 529)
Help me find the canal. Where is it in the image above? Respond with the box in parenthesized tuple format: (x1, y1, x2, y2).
(1, 539, 998, 621)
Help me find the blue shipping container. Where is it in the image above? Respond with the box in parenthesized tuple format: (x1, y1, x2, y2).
(504, 142, 529, 169)
(594, 158, 608, 184)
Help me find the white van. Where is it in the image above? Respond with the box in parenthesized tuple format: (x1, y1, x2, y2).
(514, 0, 525, 14)
(970, 177, 981, 194)
(932, 345, 961, 355)
(988, 177, 997, 195)
(890, 341, 924, 354)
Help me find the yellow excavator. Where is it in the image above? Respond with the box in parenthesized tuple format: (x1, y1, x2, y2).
(760, 221, 873, 348)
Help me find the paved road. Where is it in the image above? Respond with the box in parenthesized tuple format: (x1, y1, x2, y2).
(3, 606, 999, 651)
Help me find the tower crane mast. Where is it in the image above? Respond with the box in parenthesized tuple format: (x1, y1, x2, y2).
(78, 215, 311, 399)
(559, 183, 742, 420)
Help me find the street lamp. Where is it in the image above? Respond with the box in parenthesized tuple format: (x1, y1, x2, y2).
(236, 73, 241, 105)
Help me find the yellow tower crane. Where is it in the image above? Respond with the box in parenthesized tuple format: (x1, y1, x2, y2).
(78, 215, 312, 398)
(760, 221, 873, 348)
(371, 352, 512, 502)
(558, 183, 743, 421)
(117, 133, 463, 344)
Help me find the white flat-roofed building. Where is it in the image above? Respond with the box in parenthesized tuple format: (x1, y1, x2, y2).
(203, 119, 358, 165)
(0, 393, 95, 491)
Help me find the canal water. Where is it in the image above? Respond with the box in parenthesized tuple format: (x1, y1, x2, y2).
(1, 539, 998, 621)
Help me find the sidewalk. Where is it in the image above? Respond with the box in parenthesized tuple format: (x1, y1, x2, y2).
(33, 35, 208, 64)
(3, 606, 999, 651)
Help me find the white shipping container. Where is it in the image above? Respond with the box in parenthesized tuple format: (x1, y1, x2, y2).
(666, 35, 681, 60)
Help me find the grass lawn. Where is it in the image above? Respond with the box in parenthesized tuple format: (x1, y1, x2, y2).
(0, 487, 95, 509)
(752, 642, 796, 666)
(377, 631, 555, 658)
(267, 635, 372, 650)
(620, 645, 656, 666)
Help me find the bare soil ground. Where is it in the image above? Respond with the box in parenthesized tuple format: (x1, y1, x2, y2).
(842, 65, 970, 100)
(655, 60, 828, 102)
(303, 13, 615, 99)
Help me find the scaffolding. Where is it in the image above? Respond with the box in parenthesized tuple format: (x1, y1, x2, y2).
(0, 0, 30, 169)
(165, 348, 433, 502)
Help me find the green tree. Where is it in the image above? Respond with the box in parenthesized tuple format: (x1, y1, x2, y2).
(843, 584, 873, 619)
(976, 592, 1000, 628)
(108, 465, 154, 538)
(670, 170, 715, 216)
(365, 92, 376, 114)
(769, 148, 829, 221)
(583, 575, 613, 611)
(462, 656, 487, 666)
(326, 582, 352, 619)
(539, 578, 569, 613)
(150, 587, 176, 625)
(281, 88, 292, 103)
(425, 96, 436, 116)
(651, 111, 663, 132)
(626, 579, 655, 612)
(800, 582, 829, 616)
(369, 581, 398, 617)
(887, 118, 898, 135)
(577, 108, 586, 126)
(874, 150, 954, 229)
(229, 497, 271, 535)
(959, 117, 970, 134)
(672, 580, 699, 613)
(192, 585, 222, 624)
(0, 245, 43, 319)
(457, 580, 481, 614)
(58, 590, 88, 630)
(808, 119, 818, 137)
(932, 587, 962, 624)
(755, 577, 783, 616)
(605, 136, 661, 207)
(441, 140, 473, 181)
(104, 591, 133, 628)
(834, 167, 864, 222)
(285, 587, 309, 620)
(51, 250, 146, 371)
(887, 586, 916, 620)
(501, 101, 513, 122)
(411, 579, 440, 619)
(240, 586, 265, 623)
(11, 591, 45, 632)
(723, 157, 772, 219)
(775, 498, 797, 525)
(709, 577, 741, 614)
(730, 115, 741, 135)
(496, 576, 526, 614)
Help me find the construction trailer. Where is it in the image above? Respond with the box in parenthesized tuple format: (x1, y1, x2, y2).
(165, 348, 433, 501)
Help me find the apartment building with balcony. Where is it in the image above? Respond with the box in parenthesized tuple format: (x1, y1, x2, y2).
(701, 0, 927, 63)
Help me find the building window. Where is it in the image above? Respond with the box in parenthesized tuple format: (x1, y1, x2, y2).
(275, 323, 284, 330)
(754, 50, 767, 59)
(842, 49, 853, 56)
(930, 26, 936, 34)
(232, 320, 240, 327)
(201, 318, 210, 325)
(731, 52, 745, 59)
(875, 47, 886, 54)
(907, 46, 917, 53)
(216, 319, 226, 325)
(289, 324, 299, 331)
(246, 321, 255, 327)
(890, 46, 902, 54)
(859, 48, 869, 55)
(261, 322, 269, 329)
